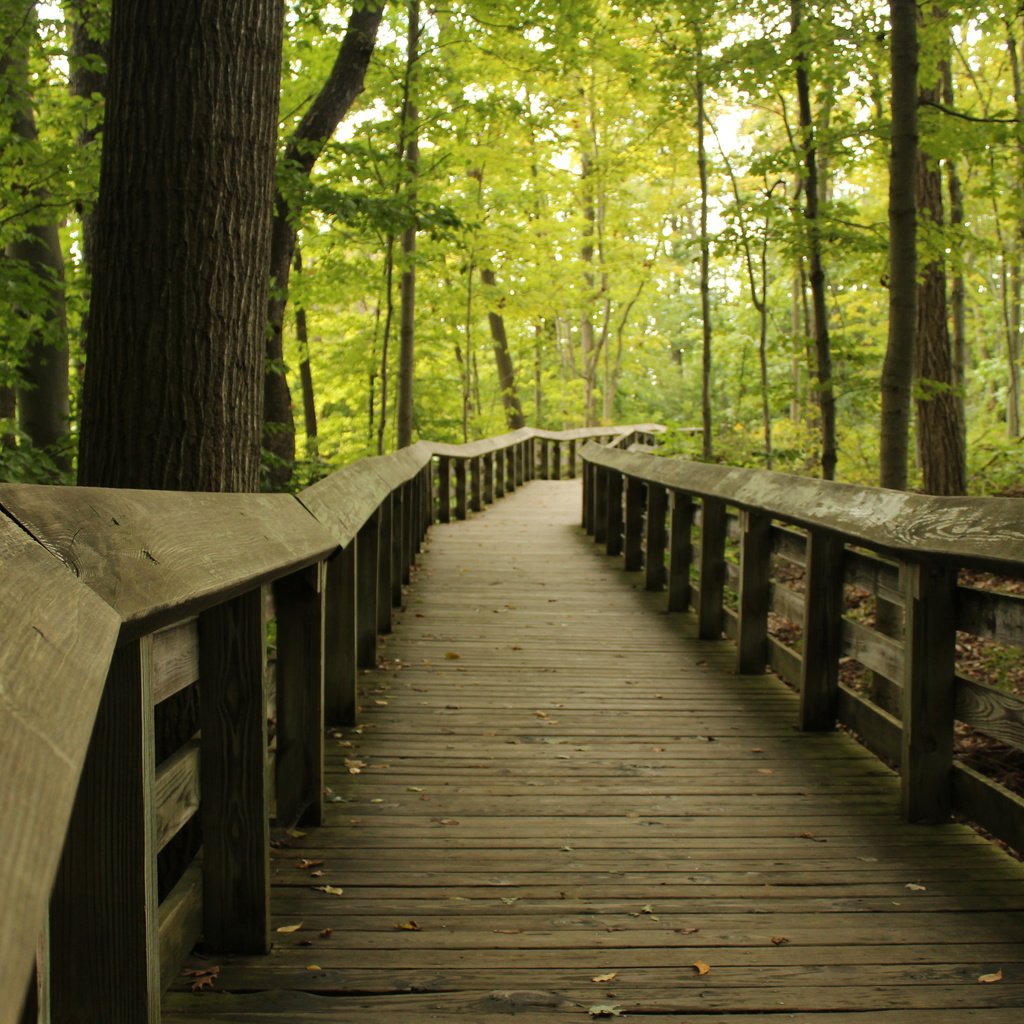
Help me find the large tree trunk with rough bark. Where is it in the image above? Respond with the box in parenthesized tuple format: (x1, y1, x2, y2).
(480, 267, 525, 429)
(880, 0, 919, 491)
(77, 0, 284, 492)
(264, 2, 385, 487)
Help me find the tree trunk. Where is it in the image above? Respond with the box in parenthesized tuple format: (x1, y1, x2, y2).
(264, 2, 385, 487)
(396, 0, 419, 450)
(77, 0, 284, 492)
(293, 250, 318, 464)
(695, 28, 713, 461)
(1005, 25, 1024, 438)
(880, 0, 919, 491)
(3, 11, 70, 468)
(480, 267, 525, 429)
(793, 0, 836, 479)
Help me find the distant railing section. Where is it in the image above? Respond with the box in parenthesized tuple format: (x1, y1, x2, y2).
(0, 424, 659, 1024)
(582, 444, 1024, 853)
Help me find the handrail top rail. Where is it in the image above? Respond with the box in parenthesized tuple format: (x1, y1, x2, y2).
(0, 484, 337, 640)
(582, 443, 1024, 572)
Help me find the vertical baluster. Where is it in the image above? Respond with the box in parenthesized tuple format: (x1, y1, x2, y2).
(799, 528, 845, 730)
(668, 492, 694, 612)
(697, 498, 727, 640)
(324, 544, 357, 725)
(645, 483, 668, 591)
(736, 510, 772, 674)
(606, 471, 625, 557)
(623, 476, 645, 571)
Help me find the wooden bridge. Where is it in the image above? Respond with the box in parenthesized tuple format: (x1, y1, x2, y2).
(5, 426, 1024, 1023)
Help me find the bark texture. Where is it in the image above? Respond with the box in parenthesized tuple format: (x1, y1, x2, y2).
(77, 0, 284, 492)
(264, 2, 385, 485)
(480, 267, 525, 429)
(880, 0, 919, 491)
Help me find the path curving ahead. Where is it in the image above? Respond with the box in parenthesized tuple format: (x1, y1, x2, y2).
(165, 480, 1024, 1023)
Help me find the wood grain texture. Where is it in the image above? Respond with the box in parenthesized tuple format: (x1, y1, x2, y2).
(0, 484, 335, 639)
(582, 442, 1024, 571)
(164, 480, 1024, 1024)
(0, 515, 121, 1024)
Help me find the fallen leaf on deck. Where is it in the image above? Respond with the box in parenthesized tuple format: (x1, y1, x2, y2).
(297, 939, 312, 946)
(319, 928, 333, 938)
(979, 970, 1003, 983)
(191, 975, 216, 992)
(677, 927, 700, 934)
(445, 651, 461, 659)
(310, 870, 324, 878)
(374, 699, 389, 706)
(592, 972, 618, 983)
(641, 904, 655, 914)
(276, 923, 304, 933)
(306, 964, 322, 971)
(407, 786, 425, 792)
(287, 829, 307, 839)
(905, 883, 927, 891)
(535, 710, 549, 718)
(797, 832, 827, 843)
(437, 818, 460, 825)
(184, 967, 220, 978)
(771, 936, 789, 946)
(588, 1004, 623, 1017)
(395, 921, 421, 931)
(692, 960, 711, 976)
(500, 896, 519, 904)
(297, 859, 323, 870)
(757, 768, 774, 775)
(315, 885, 344, 896)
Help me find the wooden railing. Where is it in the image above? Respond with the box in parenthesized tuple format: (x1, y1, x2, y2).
(0, 424, 658, 1024)
(582, 443, 1024, 851)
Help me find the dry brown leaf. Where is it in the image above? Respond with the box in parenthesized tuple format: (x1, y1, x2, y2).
(592, 972, 618, 983)
(183, 967, 220, 979)
(310, 870, 324, 878)
(315, 885, 344, 896)
(905, 883, 927, 892)
(535, 710, 549, 718)
(692, 960, 711, 976)
(395, 920, 421, 931)
(191, 975, 216, 992)
(757, 768, 775, 775)
(306, 964, 322, 972)
(445, 651, 461, 659)
(494, 928, 522, 934)
(319, 928, 333, 938)
(677, 927, 700, 935)
(979, 970, 1004, 984)
(770, 935, 789, 946)
(276, 922, 304, 933)
(437, 817, 460, 825)
(297, 859, 323, 870)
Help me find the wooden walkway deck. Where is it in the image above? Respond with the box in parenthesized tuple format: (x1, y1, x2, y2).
(165, 480, 1024, 1023)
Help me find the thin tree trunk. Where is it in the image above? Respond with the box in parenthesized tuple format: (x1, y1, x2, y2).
(264, 2, 384, 486)
(77, 0, 283, 492)
(396, 0, 419, 449)
(480, 267, 525, 429)
(1005, 24, 1024, 437)
(292, 249, 318, 464)
(793, 0, 836, 479)
(880, 0, 919, 491)
(696, 27, 713, 461)
(4, 11, 70, 469)
(376, 234, 396, 454)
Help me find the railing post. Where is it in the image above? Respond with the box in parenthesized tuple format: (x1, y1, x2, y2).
(527, 438, 536, 480)
(376, 493, 394, 635)
(508, 444, 519, 490)
(274, 564, 325, 828)
(437, 456, 451, 523)
(198, 589, 270, 953)
(645, 483, 668, 591)
(356, 512, 379, 668)
(495, 449, 505, 498)
(50, 637, 161, 1023)
(483, 452, 495, 504)
(606, 470, 624, 557)
(697, 497, 727, 640)
(470, 456, 483, 512)
(799, 528, 845, 730)
(324, 544, 357, 725)
(455, 459, 468, 519)
(402, 481, 415, 585)
(594, 465, 609, 545)
(624, 475, 645, 571)
(582, 460, 593, 533)
(391, 487, 404, 606)
(552, 440, 562, 479)
(901, 560, 957, 822)
(736, 510, 772, 674)
(540, 438, 549, 479)
(568, 439, 577, 479)
(668, 492, 694, 611)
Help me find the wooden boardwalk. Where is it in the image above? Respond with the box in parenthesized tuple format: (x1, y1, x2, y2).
(165, 480, 1024, 1023)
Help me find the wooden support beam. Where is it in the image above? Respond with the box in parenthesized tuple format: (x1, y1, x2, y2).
(697, 497, 727, 640)
(507, 444, 518, 490)
(568, 439, 577, 479)
(582, 460, 592, 533)
(356, 514, 379, 669)
(455, 459, 468, 520)
(376, 494, 393, 635)
(324, 544, 357, 726)
(540, 439, 550, 479)
(552, 441, 562, 480)
(624, 476, 645, 571)
(50, 637, 161, 1023)
(198, 589, 270, 953)
(594, 465, 609, 545)
(606, 470, 624, 558)
(483, 453, 494, 504)
(901, 560, 957, 822)
(645, 483, 668, 592)
(495, 449, 505, 498)
(391, 488, 404, 607)
(470, 456, 483, 512)
(273, 564, 325, 828)
(736, 510, 772, 674)
(668, 492, 694, 612)
(437, 456, 451, 523)
(799, 528, 845, 730)
(402, 481, 414, 585)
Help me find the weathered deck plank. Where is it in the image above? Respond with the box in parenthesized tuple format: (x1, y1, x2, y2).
(165, 481, 1024, 1022)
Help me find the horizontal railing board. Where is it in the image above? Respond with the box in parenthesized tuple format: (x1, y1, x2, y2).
(956, 676, 1024, 751)
(957, 585, 1024, 648)
(152, 620, 199, 705)
(155, 740, 201, 853)
(582, 444, 1024, 572)
(0, 486, 337, 640)
(0, 514, 122, 1024)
